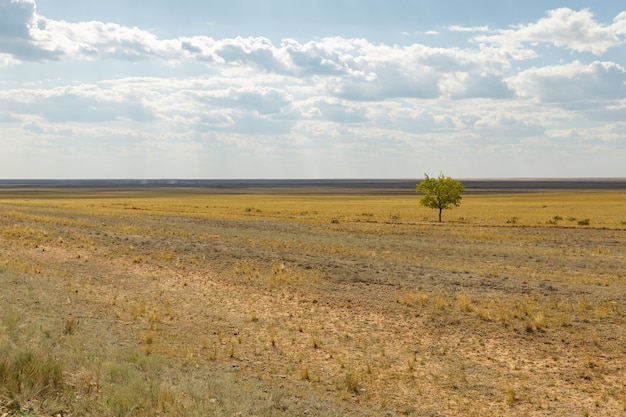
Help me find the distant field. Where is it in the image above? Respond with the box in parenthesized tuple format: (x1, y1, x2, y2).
(1, 186, 625, 416)
(1, 178, 625, 194)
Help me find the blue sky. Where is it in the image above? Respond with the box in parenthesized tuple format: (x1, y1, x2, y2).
(1, 0, 625, 179)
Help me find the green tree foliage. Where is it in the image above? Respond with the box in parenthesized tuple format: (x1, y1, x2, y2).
(416, 173, 465, 222)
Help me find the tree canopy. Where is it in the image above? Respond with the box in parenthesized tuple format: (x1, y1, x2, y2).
(416, 173, 465, 222)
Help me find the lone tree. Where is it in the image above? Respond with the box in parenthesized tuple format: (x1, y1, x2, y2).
(416, 173, 465, 222)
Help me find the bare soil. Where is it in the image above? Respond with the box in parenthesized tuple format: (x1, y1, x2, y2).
(1, 186, 625, 416)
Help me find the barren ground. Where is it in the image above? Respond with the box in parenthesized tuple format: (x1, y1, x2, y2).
(1, 185, 625, 416)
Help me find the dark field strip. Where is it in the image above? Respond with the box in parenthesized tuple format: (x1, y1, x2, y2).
(1, 178, 626, 195)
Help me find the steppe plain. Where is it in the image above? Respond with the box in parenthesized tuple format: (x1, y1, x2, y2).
(1, 179, 625, 416)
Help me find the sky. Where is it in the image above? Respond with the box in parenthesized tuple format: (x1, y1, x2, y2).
(1, 0, 625, 179)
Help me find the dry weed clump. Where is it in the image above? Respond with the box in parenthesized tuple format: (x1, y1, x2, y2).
(456, 291, 473, 312)
(234, 260, 260, 280)
(505, 385, 517, 406)
(432, 291, 453, 309)
(234, 259, 321, 290)
(0, 348, 65, 404)
(0, 309, 66, 411)
(1, 258, 42, 275)
(341, 369, 363, 394)
(395, 289, 429, 306)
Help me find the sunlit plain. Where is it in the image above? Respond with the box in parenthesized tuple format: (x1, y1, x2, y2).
(1, 188, 625, 416)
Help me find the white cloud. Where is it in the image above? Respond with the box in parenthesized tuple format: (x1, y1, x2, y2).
(0, 0, 35, 39)
(448, 25, 489, 33)
(546, 123, 626, 143)
(22, 120, 74, 135)
(294, 98, 370, 123)
(1, 1, 625, 178)
(188, 86, 292, 115)
(402, 30, 439, 36)
(510, 61, 626, 103)
(36, 19, 180, 61)
(7, 2, 618, 110)
(0, 0, 534, 85)
(0, 84, 157, 122)
(0, 0, 62, 61)
(475, 8, 626, 55)
(442, 73, 514, 99)
(327, 68, 441, 101)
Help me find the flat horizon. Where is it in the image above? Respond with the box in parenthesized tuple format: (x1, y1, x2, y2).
(2, 178, 626, 194)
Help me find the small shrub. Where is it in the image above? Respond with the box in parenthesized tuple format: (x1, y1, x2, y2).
(506, 216, 518, 224)
(578, 219, 590, 226)
(547, 215, 563, 225)
(331, 219, 340, 224)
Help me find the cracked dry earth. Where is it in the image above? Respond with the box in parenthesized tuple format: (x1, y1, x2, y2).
(1, 196, 626, 416)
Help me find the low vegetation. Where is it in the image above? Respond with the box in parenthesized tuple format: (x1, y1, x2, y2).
(1, 187, 625, 416)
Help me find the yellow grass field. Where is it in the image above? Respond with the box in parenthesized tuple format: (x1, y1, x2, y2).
(1, 188, 625, 416)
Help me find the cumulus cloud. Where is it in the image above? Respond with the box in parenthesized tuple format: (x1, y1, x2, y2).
(0, 0, 61, 60)
(0, 1, 585, 77)
(1, 1, 626, 178)
(443, 74, 514, 99)
(510, 61, 626, 103)
(0, 84, 157, 122)
(189, 87, 291, 115)
(475, 8, 626, 55)
(38, 20, 181, 61)
(4, 1, 623, 108)
(0, 0, 180, 62)
(0, 0, 35, 38)
(328, 68, 441, 101)
(295, 98, 370, 123)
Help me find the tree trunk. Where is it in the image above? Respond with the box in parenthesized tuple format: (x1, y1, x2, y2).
(439, 208, 442, 222)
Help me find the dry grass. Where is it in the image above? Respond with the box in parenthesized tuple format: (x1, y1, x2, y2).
(1, 188, 625, 416)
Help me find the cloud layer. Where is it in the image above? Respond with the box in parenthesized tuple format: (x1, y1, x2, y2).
(1, 0, 625, 178)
